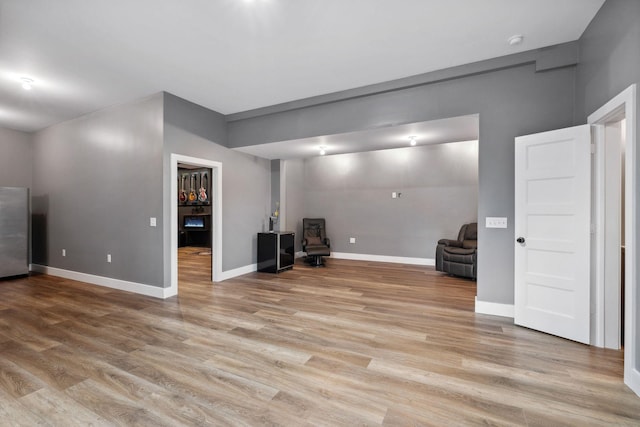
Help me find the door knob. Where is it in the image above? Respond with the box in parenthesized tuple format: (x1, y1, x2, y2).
(516, 237, 525, 244)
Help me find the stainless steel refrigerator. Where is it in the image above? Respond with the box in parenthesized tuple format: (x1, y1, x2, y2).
(0, 187, 29, 278)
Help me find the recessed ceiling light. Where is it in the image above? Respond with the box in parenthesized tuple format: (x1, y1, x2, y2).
(508, 35, 524, 46)
(319, 146, 326, 156)
(20, 77, 34, 90)
(408, 136, 417, 146)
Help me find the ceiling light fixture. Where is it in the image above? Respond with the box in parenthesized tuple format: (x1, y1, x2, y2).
(20, 77, 34, 90)
(508, 34, 524, 46)
(408, 136, 417, 146)
(319, 146, 326, 156)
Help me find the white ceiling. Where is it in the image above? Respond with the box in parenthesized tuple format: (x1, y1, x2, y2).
(0, 0, 604, 134)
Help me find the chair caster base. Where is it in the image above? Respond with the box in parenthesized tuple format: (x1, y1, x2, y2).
(306, 255, 326, 267)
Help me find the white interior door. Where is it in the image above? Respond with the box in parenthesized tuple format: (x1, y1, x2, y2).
(514, 125, 592, 344)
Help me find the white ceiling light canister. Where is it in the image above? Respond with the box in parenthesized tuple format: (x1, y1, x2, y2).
(508, 34, 524, 46)
(408, 136, 417, 146)
(20, 77, 34, 90)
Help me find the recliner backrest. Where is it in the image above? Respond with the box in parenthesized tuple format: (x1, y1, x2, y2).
(456, 222, 477, 242)
(459, 222, 478, 249)
(302, 218, 326, 244)
(456, 224, 468, 242)
(464, 222, 478, 240)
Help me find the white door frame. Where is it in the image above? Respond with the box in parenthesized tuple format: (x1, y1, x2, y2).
(588, 84, 638, 395)
(170, 154, 222, 293)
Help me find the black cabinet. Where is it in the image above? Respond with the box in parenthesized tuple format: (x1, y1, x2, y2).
(257, 232, 295, 273)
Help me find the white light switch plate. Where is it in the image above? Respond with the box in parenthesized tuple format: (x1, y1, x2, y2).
(486, 217, 508, 228)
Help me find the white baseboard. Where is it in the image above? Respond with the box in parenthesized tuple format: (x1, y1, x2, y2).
(475, 297, 514, 318)
(329, 252, 435, 266)
(30, 262, 271, 297)
(30, 264, 175, 299)
(219, 263, 257, 281)
(626, 367, 640, 398)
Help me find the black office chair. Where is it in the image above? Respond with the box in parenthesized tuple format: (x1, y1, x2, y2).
(302, 218, 331, 266)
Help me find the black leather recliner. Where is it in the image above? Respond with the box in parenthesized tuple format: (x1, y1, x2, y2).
(302, 218, 331, 266)
(436, 222, 477, 279)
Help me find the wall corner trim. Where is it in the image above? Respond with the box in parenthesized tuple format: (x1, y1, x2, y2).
(474, 297, 514, 318)
(330, 252, 435, 266)
(219, 263, 257, 281)
(627, 368, 640, 398)
(29, 264, 176, 299)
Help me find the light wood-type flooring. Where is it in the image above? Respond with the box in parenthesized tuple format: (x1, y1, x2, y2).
(0, 247, 638, 426)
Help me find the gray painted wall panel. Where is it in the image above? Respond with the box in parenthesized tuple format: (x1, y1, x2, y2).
(163, 94, 271, 274)
(575, 0, 640, 381)
(227, 44, 580, 123)
(284, 159, 304, 252)
(228, 63, 576, 305)
(270, 159, 280, 219)
(575, 0, 640, 123)
(0, 127, 32, 189)
(300, 141, 477, 258)
(32, 93, 165, 286)
(164, 93, 227, 146)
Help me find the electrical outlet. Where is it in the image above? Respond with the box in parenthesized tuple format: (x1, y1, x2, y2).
(150, 217, 156, 227)
(107, 254, 112, 263)
(349, 237, 356, 244)
(392, 192, 397, 198)
(62, 249, 66, 257)
(486, 217, 508, 228)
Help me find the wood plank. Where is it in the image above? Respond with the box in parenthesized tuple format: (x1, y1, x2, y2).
(0, 249, 636, 425)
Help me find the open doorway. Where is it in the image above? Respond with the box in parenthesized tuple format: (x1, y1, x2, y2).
(588, 84, 638, 396)
(178, 163, 213, 283)
(595, 118, 625, 349)
(170, 154, 222, 294)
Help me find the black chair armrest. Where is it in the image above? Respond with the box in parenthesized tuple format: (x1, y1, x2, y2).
(323, 238, 331, 248)
(462, 240, 477, 250)
(438, 239, 462, 247)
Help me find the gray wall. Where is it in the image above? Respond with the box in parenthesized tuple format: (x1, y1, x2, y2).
(574, 0, 640, 379)
(27, 91, 273, 288)
(32, 93, 165, 286)
(283, 158, 305, 251)
(228, 59, 576, 305)
(0, 126, 33, 189)
(299, 141, 477, 258)
(575, 0, 640, 123)
(163, 93, 271, 274)
(270, 159, 280, 220)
